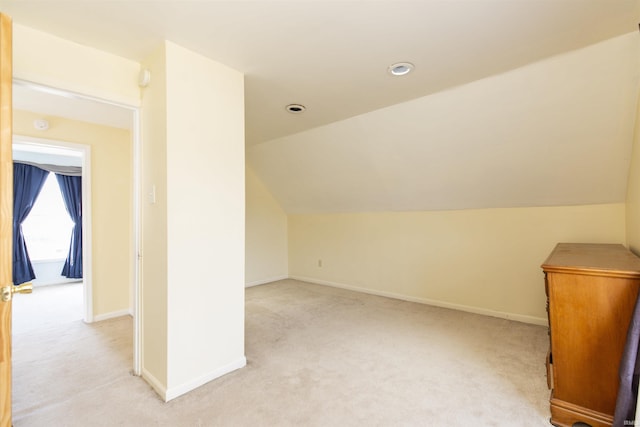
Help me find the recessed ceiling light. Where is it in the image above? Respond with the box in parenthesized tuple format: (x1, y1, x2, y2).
(388, 62, 414, 76)
(286, 104, 306, 114)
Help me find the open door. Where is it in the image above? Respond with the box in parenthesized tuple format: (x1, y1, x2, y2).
(0, 12, 29, 427)
(0, 12, 13, 427)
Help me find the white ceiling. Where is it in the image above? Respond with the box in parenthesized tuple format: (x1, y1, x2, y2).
(3, 1, 640, 213)
(2, 1, 639, 146)
(249, 32, 640, 212)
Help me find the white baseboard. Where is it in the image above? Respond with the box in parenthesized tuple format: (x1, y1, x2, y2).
(91, 309, 132, 322)
(141, 368, 167, 400)
(289, 275, 548, 326)
(164, 356, 247, 402)
(245, 275, 288, 288)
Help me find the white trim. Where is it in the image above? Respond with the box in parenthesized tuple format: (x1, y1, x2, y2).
(245, 275, 288, 288)
(92, 309, 132, 322)
(12, 135, 93, 323)
(30, 257, 67, 264)
(164, 357, 247, 402)
(132, 107, 142, 376)
(141, 368, 167, 401)
(82, 144, 93, 322)
(289, 275, 548, 326)
(13, 78, 140, 111)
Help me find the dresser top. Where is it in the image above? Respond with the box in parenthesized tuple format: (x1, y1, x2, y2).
(542, 243, 640, 277)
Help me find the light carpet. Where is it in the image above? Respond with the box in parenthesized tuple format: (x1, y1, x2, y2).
(12, 279, 551, 426)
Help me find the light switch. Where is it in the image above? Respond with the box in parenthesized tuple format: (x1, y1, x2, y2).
(148, 185, 156, 204)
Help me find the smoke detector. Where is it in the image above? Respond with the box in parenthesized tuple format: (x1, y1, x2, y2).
(33, 119, 49, 131)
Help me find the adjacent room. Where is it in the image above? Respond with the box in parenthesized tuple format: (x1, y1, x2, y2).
(1, 1, 640, 426)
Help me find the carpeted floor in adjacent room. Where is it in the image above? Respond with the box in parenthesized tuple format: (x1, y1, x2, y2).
(11, 279, 551, 426)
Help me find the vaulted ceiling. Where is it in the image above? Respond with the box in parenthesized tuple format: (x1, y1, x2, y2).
(3, 1, 640, 213)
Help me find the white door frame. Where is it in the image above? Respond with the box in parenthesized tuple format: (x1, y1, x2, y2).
(13, 79, 142, 375)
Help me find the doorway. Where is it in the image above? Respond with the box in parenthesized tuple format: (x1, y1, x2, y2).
(10, 80, 141, 380)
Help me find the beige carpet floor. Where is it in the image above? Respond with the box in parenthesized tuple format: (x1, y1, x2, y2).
(11, 279, 551, 426)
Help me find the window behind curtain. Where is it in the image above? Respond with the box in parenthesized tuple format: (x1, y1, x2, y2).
(21, 173, 74, 261)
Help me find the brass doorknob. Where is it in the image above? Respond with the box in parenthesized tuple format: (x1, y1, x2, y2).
(1, 282, 32, 302)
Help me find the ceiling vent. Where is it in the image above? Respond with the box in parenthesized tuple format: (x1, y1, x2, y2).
(285, 104, 306, 114)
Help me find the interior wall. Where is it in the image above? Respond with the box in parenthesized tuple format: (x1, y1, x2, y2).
(13, 23, 140, 106)
(164, 41, 245, 399)
(289, 203, 626, 324)
(13, 109, 132, 317)
(626, 87, 640, 254)
(140, 43, 169, 389)
(141, 41, 246, 401)
(11, 21, 140, 319)
(245, 165, 288, 286)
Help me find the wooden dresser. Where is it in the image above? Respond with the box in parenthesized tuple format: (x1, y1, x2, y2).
(541, 243, 640, 427)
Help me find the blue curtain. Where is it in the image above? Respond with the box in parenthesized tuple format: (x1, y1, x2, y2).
(614, 292, 640, 426)
(56, 174, 83, 279)
(13, 163, 49, 285)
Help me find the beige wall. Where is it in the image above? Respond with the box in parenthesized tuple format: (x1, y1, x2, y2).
(11, 23, 139, 320)
(140, 43, 169, 388)
(164, 41, 245, 397)
(141, 41, 246, 401)
(245, 165, 288, 286)
(13, 24, 140, 106)
(624, 48, 640, 422)
(13, 109, 132, 317)
(13, 22, 246, 402)
(289, 204, 626, 324)
(626, 91, 640, 254)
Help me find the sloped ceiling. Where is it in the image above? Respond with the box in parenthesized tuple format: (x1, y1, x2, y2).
(2, 1, 640, 213)
(249, 33, 640, 213)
